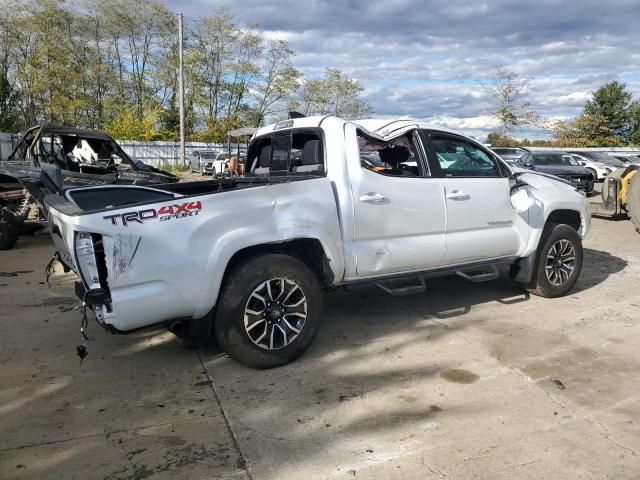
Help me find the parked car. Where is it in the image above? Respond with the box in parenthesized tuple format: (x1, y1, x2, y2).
(490, 147, 529, 167)
(610, 153, 640, 165)
(566, 154, 612, 181)
(0, 124, 178, 250)
(567, 151, 626, 181)
(46, 116, 590, 368)
(190, 151, 230, 176)
(519, 151, 594, 194)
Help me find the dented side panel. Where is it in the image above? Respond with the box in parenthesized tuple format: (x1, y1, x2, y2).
(47, 178, 344, 331)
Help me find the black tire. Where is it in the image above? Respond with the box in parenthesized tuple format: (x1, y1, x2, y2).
(586, 168, 597, 181)
(0, 216, 20, 250)
(527, 224, 583, 298)
(214, 254, 323, 369)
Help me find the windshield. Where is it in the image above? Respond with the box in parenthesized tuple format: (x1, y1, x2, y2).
(199, 152, 217, 159)
(533, 154, 579, 166)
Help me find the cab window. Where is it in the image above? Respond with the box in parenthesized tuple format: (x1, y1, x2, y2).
(430, 135, 500, 177)
(358, 132, 426, 177)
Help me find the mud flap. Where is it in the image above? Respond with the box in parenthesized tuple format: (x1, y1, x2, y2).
(509, 253, 536, 283)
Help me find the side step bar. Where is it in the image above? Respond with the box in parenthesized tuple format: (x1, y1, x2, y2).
(456, 265, 499, 283)
(376, 276, 426, 296)
(362, 260, 511, 297)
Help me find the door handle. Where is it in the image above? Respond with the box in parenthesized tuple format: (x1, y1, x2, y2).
(359, 192, 389, 205)
(446, 190, 470, 201)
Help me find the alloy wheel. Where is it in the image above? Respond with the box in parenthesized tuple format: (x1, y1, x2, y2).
(545, 239, 576, 286)
(244, 278, 307, 350)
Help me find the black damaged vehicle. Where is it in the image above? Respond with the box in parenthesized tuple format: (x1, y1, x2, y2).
(518, 151, 594, 195)
(0, 124, 178, 250)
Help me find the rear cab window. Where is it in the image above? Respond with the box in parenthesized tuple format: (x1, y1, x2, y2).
(247, 129, 325, 176)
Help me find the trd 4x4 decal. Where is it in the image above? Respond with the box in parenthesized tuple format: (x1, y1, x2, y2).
(103, 201, 202, 226)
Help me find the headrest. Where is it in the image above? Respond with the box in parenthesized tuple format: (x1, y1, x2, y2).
(379, 147, 409, 165)
(302, 140, 321, 165)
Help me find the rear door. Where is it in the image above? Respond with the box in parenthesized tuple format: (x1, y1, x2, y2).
(422, 131, 527, 265)
(347, 125, 447, 277)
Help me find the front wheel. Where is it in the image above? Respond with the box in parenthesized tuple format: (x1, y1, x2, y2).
(214, 254, 323, 369)
(527, 224, 583, 298)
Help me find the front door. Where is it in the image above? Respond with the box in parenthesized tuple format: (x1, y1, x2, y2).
(348, 127, 447, 277)
(424, 131, 526, 265)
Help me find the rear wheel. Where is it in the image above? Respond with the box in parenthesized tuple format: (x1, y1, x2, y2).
(214, 254, 323, 369)
(527, 224, 583, 298)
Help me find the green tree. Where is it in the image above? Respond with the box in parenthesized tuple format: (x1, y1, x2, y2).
(584, 81, 634, 139)
(0, 72, 21, 131)
(485, 132, 519, 147)
(627, 101, 640, 145)
(553, 114, 624, 147)
(105, 107, 160, 140)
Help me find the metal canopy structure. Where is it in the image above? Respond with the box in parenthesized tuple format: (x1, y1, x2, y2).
(227, 128, 258, 161)
(227, 127, 258, 138)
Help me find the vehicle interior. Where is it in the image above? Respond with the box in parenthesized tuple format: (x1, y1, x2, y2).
(358, 132, 422, 177)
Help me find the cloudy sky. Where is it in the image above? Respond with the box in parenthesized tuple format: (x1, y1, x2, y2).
(170, 0, 640, 139)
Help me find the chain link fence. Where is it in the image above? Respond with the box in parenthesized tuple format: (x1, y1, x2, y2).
(2, 131, 639, 164)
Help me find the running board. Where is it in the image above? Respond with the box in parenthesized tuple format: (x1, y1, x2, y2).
(456, 265, 499, 283)
(376, 276, 426, 296)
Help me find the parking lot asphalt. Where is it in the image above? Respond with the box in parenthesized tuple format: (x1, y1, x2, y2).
(1, 216, 640, 479)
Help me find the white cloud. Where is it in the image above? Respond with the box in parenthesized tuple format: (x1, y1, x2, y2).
(170, 0, 640, 138)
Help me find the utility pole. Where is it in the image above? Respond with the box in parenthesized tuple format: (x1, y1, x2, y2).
(178, 13, 186, 166)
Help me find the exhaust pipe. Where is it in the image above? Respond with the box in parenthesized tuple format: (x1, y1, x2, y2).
(168, 320, 187, 338)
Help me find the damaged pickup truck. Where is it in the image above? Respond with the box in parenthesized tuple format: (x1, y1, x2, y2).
(0, 124, 178, 250)
(45, 116, 591, 368)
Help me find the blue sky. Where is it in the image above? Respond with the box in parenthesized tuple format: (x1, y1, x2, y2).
(169, 0, 640, 139)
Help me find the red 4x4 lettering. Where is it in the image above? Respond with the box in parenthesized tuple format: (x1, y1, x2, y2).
(158, 201, 202, 216)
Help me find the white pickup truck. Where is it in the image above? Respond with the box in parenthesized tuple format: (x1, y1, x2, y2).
(45, 116, 591, 368)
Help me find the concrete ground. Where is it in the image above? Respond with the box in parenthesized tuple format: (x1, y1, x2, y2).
(1, 216, 639, 479)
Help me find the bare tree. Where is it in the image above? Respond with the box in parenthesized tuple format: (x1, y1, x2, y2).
(253, 40, 300, 126)
(481, 67, 540, 135)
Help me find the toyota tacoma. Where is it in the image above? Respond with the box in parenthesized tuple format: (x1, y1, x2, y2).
(45, 116, 591, 368)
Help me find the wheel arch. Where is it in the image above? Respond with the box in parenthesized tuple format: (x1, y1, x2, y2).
(191, 234, 340, 322)
(512, 208, 584, 285)
(546, 209, 582, 233)
(223, 238, 335, 288)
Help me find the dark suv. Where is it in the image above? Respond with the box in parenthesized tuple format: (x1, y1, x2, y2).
(519, 151, 594, 194)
